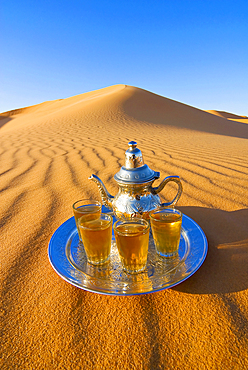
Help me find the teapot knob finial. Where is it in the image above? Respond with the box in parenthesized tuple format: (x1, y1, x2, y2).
(128, 141, 137, 149)
(125, 141, 144, 169)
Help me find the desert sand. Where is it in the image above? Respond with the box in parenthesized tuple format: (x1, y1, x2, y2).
(0, 84, 248, 369)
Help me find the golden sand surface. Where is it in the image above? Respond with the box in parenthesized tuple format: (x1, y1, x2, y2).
(1, 85, 248, 369)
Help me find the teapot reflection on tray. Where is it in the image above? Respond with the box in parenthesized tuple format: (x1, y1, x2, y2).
(89, 141, 183, 219)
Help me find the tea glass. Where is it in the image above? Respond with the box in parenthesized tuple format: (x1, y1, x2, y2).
(113, 219, 150, 274)
(79, 213, 113, 265)
(149, 208, 182, 257)
(72, 199, 101, 241)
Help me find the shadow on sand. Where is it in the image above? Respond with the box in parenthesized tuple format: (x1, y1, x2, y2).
(173, 206, 248, 294)
(122, 88, 248, 140)
(0, 115, 12, 129)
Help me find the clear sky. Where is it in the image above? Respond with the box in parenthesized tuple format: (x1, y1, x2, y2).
(1, 0, 248, 115)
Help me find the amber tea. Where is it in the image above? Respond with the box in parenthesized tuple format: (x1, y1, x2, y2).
(150, 208, 182, 257)
(113, 219, 150, 274)
(73, 199, 101, 241)
(79, 214, 112, 265)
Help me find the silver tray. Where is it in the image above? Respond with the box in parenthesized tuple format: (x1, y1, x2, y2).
(48, 210, 208, 296)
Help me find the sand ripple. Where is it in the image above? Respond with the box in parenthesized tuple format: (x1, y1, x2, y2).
(0, 85, 248, 369)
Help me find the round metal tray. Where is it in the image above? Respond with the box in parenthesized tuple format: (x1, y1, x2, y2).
(48, 211, 208, 296)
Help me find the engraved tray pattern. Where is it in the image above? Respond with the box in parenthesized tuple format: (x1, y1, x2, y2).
(48, 210, 208, 295)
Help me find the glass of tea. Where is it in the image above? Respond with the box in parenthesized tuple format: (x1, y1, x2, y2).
(113, 219, 150, 274)
(78, 213, 113, 265)
(72, 199, 101, 241)
(149, 207, 182, 257)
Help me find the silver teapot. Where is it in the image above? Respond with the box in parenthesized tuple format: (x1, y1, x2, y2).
(89, 141, 182, 219)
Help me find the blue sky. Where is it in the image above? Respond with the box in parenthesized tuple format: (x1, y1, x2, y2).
(1, 0, 247, 115)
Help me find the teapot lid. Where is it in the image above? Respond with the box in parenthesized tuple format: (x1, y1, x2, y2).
(114, 141, 160, 184)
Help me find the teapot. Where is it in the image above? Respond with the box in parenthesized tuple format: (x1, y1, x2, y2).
(89, 141, 182, 219)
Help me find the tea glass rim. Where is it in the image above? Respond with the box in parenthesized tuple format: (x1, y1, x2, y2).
(72, 199, 101, 211)
(113, 218, 150, 235)
(78, 213, 112, 230)
(149, 207, 182, 222)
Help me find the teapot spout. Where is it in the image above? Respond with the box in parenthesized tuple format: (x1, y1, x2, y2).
(89, 174, 114, 211)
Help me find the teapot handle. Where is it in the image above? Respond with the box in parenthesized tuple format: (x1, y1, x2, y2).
(151, 175, 183, 207)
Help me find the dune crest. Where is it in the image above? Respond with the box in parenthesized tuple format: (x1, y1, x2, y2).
(1, 85, 248, 138)
(0, 84, 126, 117)
(206, 109, 248, 120)
(207, 110, 248, 124)
(0, 85, 248, 369)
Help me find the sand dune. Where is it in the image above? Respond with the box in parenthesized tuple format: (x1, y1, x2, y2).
(1, 85, 248, 369)
(207, 110, 248, 124)
(207, 109, 248, 119)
